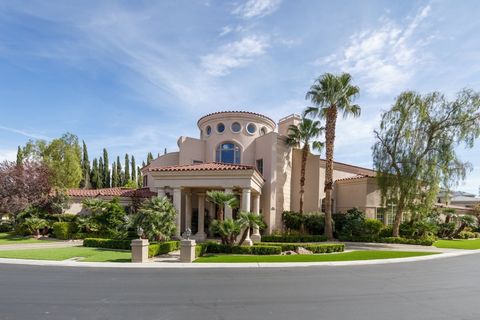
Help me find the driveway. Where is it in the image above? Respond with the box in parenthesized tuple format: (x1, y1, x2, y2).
(0, 240, 83, 251)
(0, 252, 478, 319)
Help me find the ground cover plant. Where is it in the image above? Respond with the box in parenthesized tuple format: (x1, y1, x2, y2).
(195, 251, 437, 263)
(0, 246, 130, 262)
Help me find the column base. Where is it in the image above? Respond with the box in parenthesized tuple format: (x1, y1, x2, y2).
(242, 238, 253, 246)
(250, 233, 261, 243)
(193, 232, 207, 242)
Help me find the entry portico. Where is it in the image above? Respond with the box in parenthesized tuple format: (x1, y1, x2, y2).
(149, 163, 264, 241)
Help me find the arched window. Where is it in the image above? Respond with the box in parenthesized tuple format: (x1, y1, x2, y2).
(216, 142, 241, 164)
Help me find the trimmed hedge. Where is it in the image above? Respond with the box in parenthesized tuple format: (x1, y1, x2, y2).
(262, 235, 328, 243)
(256, 242, 344, 253)
(195, 244, 207, 258)
(83, 238, 131, 250)
(0, 222, 13, 233)
(52, 222, 77, 240)
(148, 241, 180, 258)
(339, 236, 435, 246)
(204, 242, 281, 255)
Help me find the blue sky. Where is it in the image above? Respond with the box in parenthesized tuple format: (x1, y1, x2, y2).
(0, 0, 479, 194)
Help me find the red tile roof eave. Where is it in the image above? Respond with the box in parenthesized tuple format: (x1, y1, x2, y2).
(197, 111, 276, 127)
(335, 174, 376, 182)
(148, 162, 264, 179)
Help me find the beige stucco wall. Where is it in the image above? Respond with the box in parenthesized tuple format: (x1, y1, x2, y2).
(178, 137, 205, 165)
(148, 152, 179, 167)
(64, 197, 135, 215)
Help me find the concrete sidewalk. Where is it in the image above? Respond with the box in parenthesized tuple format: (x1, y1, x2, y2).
(344, 241, 459, 253)
(0, 240, 83, 251)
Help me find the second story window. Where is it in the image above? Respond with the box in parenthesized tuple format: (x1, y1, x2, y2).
(216, 142, 241, 164)
(256, 159, 264, 175)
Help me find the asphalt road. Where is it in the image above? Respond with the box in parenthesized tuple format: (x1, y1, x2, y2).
(0, 254, 479, 320)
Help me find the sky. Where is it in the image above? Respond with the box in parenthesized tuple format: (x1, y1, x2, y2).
(0, 0, 479, 195)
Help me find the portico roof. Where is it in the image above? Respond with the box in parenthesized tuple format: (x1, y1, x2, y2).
(147, 162, 260, 174)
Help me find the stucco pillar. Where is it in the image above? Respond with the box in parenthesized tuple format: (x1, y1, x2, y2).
(196, 193, 206, 241)
(185, 190, 192, 230)
(131, 239, 149, 263)
(157, 188, 165, 198)
(251, 193, 261, 243)
(224, 188, 233, 220)
(241, 188, 251, 212)
(173, 188, 182, 237)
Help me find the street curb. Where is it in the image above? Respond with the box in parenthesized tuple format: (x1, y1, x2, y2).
(0, 249, 478, 269)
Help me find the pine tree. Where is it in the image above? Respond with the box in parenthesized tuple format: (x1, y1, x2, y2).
(131, 156, 136, 185)
(111, 162, 118, 187)
(80, 141, 91, 188)
(116, 156, 122, 186)
(137, 167, 143, 188)
(147, 152, 153, 165)
(98, 157, 104, 189)
(16, 146, 23, 166)
(124, 153, 130, 183)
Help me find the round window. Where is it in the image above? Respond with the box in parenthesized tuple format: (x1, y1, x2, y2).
(206, 125, 212, 136)
(247, 123, 257, 134)
(217, 123, 225, 133)
(231, 122, 241, 133)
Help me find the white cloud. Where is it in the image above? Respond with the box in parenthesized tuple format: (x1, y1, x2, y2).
(233, 0, 282, 19)
(201, 35, 269, 76)
(0, 149, 17, 162)
(219, 25, 233, 37)
(0, 125, 50, 140)
(317, 5, 432, 95)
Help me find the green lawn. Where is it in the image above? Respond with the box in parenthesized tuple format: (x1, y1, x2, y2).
(434, 239, 480, 250)
(0, 246, 131, 262)
(0, 232, 58, 245)
(195, 250, 437, 263)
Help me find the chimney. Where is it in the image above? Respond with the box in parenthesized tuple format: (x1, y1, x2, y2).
(278, 114, 301, 136)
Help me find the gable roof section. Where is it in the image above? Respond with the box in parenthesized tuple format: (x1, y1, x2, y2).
(67, 187, 156, 198)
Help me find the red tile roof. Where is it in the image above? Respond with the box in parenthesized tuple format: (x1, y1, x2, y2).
(335, 174, 376, 182)
(148, 162, 257, 173)
(197, 111, 275, 126)
(67, 187, 156, 198)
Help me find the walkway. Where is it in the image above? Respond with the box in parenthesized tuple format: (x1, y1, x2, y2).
(344, 241, 462, 253)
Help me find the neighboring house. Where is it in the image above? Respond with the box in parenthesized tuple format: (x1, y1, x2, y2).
(436, 190, 479, 215)
(139, 111, 384, 239)
(65, 187, 156, 215)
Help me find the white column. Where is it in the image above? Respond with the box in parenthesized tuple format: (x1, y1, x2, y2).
(241, 188, 251, 212)
(196, 193, 206, 241)
(251, 193, 261, 243)
(173, 188, 182, 238)
(157, 187, 165, 198)
(224, 188, 233, 220)
(185, 190, 192, 230)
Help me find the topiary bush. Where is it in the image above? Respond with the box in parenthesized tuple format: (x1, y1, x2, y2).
(83, 238, 131, 250)
(148, 241, 180, 257)
(261, 234, 328, 243)
(52, 221, 77, 240)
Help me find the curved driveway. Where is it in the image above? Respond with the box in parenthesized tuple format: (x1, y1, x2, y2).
(0, 253, 479, 320)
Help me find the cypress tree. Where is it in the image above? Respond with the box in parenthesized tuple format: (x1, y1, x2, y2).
(102, 148, 110, 188)
(80, 141, 91, 188)
(98, 157, 105, 188)
(164, 148, 167, 155)
(92, 158, 101, 189)
(131, 156, 136, 185)
(137, 167, 143, 188)
(124, 153, 130, 183)
(16, 146, 23, 166)
(116, 156, 122, 186)
(111, 162, 118, 187)
(147, 152, 153, 165)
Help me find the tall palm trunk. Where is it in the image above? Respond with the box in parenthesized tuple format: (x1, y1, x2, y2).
(299, 144, 309, 214)
(324, 106, 337, 240)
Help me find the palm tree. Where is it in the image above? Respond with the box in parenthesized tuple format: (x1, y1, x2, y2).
(206, 191, 239, 221)
(305, 72, 360, 240)
(286, 117, 324, 214)
(209, 219, 242, 245)
(237, 212, 266, 245)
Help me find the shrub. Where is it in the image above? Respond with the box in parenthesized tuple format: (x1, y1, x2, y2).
(195, 244, 207, 258)
(457, 231, 477, 239)
(52, 221, 77, 240)
(380, 237, 435, 246)
(0, 222, 13, 232)
(400, 220, 437, 239)
(204, 242, 281, 255)
(148, 241, 180, 257)
(338, 208, 365, 238)
(257, 242, 344, 253)
(83, 238, 131, 250)
(282, 211, 303, 231)
(363, 219, 384, 238)
(48, 213, 77, 223)
(379, 225, 393, 238)
(131, 197, 177, 241)
(261, 234, 328, 243)
(303, 213, 325, 235)
(332, 213, 347, 236)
